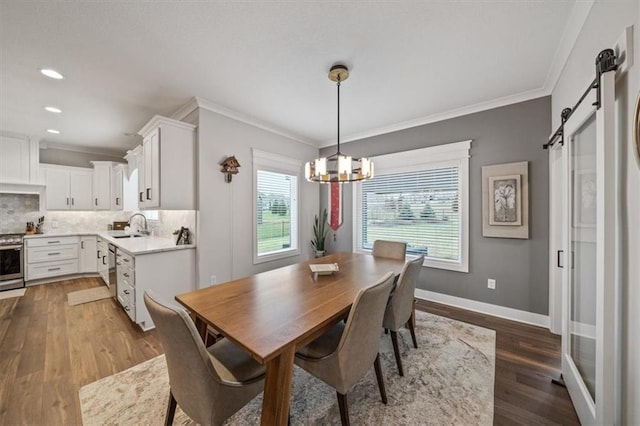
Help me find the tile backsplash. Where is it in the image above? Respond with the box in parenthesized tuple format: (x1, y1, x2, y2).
(0, 193, 196, 241)
(0, 194, 42, 233)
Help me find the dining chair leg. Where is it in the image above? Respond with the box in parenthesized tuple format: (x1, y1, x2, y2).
(390, 330, 404, 376)
(165, 390, 177, 426)
(373, 353, 388, 404)
(337, 391, 350, 426)
(407, 311, 418, 349)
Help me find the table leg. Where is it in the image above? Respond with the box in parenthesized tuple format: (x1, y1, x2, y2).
(261, 345, 295, 426)
(193, 316, 208, 343)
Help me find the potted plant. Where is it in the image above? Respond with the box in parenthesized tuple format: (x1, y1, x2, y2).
(311, 208, 328, 257)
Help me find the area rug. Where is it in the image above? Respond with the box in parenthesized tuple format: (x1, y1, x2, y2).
(0, 288, 26, 300)
(79, 312, 495, 425)
(67, 286, 111, 306)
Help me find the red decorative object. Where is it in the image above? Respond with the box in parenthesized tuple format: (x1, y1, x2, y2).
(329, 182, 342, 231)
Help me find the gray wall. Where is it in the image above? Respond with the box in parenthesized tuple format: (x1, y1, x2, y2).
(321, 96, 551, 315)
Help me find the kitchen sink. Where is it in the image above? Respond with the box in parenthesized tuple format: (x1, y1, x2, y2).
(112, 234, 143, 239)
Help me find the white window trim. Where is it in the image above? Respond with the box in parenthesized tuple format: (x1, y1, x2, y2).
(253, 148, 301, 264)
(353, 140, 471, 273)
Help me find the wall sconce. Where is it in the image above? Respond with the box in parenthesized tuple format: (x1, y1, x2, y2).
(220, 156, 240, 183)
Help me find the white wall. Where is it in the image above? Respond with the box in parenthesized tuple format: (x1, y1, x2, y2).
(551, 1, 640, 423)
(195, 107, 319, 287)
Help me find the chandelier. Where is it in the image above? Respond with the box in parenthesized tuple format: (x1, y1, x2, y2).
(305, 65, 374, 183)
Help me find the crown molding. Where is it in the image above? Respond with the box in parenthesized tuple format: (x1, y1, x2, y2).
(320, 87, 549, 148)
(172, 96, 317, 147)
(543, 0, 594, 94)
(40, 141, 127, 159)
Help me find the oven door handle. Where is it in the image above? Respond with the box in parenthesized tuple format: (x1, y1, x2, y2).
(0, 245, 22, 250)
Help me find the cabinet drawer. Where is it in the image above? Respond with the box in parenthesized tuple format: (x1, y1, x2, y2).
(117, 282, 136, 322)
(116, 249, 134, 267)
(117, 265, 135, 287)
(27, 259, 78, 281)
(26, 236, 79, 248)
(27, 244, 78, 264)
(118, 280, 135, 303)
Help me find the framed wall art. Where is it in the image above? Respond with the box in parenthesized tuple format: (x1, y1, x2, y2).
(482, 161, 529, 238)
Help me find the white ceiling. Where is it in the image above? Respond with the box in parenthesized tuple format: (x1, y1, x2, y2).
(0, 1, 583, 153)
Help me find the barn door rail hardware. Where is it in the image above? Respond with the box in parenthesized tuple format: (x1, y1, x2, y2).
(544, 49, 617, 150)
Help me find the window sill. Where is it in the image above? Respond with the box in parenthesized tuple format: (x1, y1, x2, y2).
(253, 248, 301, 265)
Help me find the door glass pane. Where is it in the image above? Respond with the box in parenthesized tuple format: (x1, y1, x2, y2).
(570, 113, 597, 402)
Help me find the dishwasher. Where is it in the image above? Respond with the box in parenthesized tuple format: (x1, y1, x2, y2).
(108, 243, 117, 297)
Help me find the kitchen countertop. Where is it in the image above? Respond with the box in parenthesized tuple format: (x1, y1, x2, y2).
(23, 231, 196, 256)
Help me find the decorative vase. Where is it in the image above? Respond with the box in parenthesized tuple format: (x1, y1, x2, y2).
(315, 250, 325, 258)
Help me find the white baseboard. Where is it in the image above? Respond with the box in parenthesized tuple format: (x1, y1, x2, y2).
(415, 289, 550, 330)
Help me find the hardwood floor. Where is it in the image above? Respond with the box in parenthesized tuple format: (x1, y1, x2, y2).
(0, 278, 578, 425)
(0, 278, 163, 425)
(418, 299, 580, 425)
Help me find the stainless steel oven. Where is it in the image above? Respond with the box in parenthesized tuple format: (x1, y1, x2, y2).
(0, 233, 25, 291)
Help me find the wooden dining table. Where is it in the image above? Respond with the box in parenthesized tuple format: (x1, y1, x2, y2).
(175, 251, 406, 425)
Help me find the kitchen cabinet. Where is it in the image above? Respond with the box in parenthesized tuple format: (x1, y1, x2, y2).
(91, 162, 111, 210)
(79, 236, 98, 273)
(97, 237, 109, 285)
(137, 115, 196, 210)
(116, 249, 136, 322)
(25, 236, 79, 282)
(0, 135, 39, 184)
(115, 246, 195, 331)
(112, 164, 124, 210)
(42, 165, 93, 210)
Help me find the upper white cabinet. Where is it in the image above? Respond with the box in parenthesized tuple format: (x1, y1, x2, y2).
(42, 164, 93, 210)
(0, 135, 39, 184)
(112, 164, 124, 210)
(91, 161, 112, 210)
(137, 116, 196, 210)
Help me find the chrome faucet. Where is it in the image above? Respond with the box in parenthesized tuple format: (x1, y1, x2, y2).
(129, 212, 150, 235)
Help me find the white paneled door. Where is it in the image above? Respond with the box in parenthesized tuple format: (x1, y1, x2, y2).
(560, 69, 618, 425)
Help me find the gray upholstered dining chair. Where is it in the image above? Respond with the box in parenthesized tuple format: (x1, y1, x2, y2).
(383, 255, 424, 376)
(372, 240, 407, 261)
(294, 272, 395, 426)
(144, 291, 266, 426)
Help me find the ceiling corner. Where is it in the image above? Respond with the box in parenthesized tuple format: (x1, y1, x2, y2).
(542, 0, 595, 95)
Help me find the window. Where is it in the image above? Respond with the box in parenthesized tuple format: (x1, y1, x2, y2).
(253, 149, 300, 263)
(354, 141, 470, 272)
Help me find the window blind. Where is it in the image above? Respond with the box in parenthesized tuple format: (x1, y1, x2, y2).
(360, 166, 461, 262)
(256, 170, 298, 256)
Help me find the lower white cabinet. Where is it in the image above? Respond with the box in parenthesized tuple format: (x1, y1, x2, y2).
(25, 236, 79, 282)
(79, 236, 98, 273)
(97, 237, 109, 285)
(115, 247, 195, 331)
(116, 249, 136, 322)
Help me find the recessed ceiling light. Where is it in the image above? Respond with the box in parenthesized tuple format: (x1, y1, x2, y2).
(45, 106, 62, 113)
(40, 68, 64, 79)
(47, 129, 61, 134)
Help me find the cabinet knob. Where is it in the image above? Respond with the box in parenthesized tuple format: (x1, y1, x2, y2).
(116, 197, 120, 205)
(124, 289, 129, 295)
(146, 188, 151, 200)
(139, 192, 143, 202)
(124, 306, 130, 311)
(95, 198, 98, 206)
